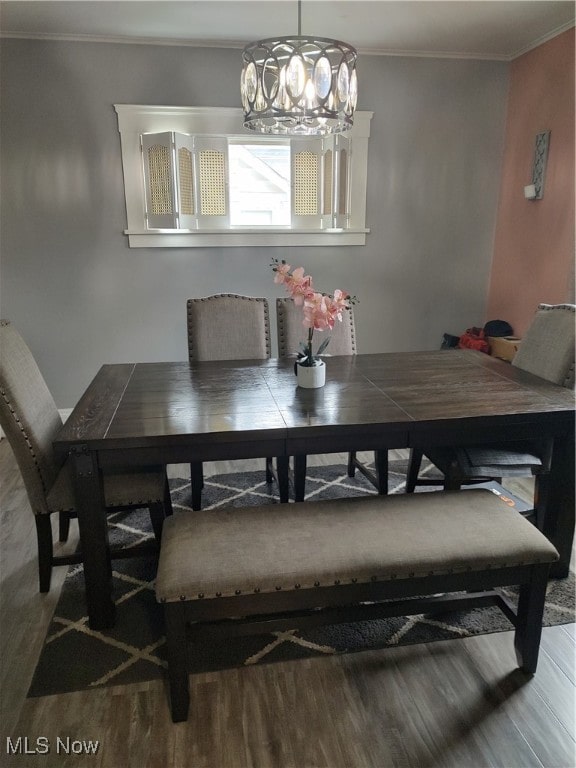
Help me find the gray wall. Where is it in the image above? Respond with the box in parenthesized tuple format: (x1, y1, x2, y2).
(0, 39, 508, 407)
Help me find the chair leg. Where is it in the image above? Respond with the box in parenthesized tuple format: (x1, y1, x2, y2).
(374, 450, 388, 495)
(294, 455, 307, 502)
(406, 448, 424, 493)
(149, 502, 165, 542)
(533, 472, 551, 532)
(58, 511, 71, 542)
(443, 461, 464, 491)
(35, 515, 54, 593)
(347, 451, 356, 478)
(164, 476, 174, 517)
(514, 564, 550, 673)
(190, 462, 204, 511)
(276, 456, 290, 503)
(265, 457, 274, 484)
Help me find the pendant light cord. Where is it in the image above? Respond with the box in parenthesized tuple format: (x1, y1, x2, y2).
(298, 0, 302, 36)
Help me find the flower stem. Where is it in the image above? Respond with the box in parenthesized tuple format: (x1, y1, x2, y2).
(307, 328, 314, 365)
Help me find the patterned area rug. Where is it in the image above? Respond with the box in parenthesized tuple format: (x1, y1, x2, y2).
(28, 460, 575, 697)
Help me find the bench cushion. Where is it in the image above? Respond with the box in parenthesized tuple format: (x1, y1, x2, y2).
(155, 490, 559, 603)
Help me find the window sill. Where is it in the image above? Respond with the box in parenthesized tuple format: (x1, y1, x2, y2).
(124, 229, 370, 248)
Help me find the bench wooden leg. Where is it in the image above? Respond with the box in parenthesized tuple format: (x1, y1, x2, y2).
(165, 604, 190, 722)
(514, 564, 550, 673)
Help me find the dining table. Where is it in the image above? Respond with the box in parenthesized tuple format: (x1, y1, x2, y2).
(53, 350, 575, 629)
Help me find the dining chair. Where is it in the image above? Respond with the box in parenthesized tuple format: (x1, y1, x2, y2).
(274, 297, 388, 501)
(0, 319, 173, 593)
(405, 303, 576, 526)
(186, 294, 275, 508)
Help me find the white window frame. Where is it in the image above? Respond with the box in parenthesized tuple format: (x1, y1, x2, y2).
(115, 105, 372, 248)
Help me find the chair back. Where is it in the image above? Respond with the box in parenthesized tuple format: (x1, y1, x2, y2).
(512, 303, 575, 388)
(187, 294, 271, 361)
(0, 320, 62, 514)
(276, 297, 357, 357)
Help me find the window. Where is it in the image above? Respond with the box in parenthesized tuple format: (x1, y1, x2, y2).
(115, 105, 372, 248)
(228, 143, 291, 226)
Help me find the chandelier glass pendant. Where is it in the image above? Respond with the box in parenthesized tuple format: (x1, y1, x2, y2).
(241, 1, 358, 136)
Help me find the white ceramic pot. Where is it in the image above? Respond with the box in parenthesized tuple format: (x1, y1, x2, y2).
(296, 360, 326, 389)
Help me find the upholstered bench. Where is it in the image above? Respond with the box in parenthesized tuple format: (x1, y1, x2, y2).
(156, 490, 559, 722)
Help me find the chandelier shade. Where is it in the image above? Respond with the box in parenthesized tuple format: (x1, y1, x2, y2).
(241, 35, 358, 135)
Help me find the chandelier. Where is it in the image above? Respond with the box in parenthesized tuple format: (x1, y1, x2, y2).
(241, 0, 358, 136)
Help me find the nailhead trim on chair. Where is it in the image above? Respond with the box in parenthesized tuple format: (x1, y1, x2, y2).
(0, 384, 50, 500)
(0, 319, 57, 504)
(187, 294, 271, 360)
(2, 318, 167, 514)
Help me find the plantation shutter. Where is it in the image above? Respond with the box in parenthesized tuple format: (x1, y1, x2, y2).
(141, 132, 177, 229)
(173, 133, 196, 230)
(333, 134, 351, 229)
(320, 136, 335, 229)
(291, 139, 322, 228)
(194, 137, 230, 229)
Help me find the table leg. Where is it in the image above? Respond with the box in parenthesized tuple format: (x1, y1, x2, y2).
(543, 430, 575, 579)
(70, 446, 116, 629)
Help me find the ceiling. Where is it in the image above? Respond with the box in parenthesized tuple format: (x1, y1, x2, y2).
(1, 1, 574, 60)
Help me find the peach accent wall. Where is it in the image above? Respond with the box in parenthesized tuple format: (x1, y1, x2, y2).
(486, 29, 575, 336)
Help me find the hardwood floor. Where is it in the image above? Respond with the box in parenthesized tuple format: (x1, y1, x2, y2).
(1, 439, 574, 768)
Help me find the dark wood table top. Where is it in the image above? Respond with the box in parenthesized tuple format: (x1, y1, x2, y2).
(55, 350, 574, 457)
(54, 349, 575, 628)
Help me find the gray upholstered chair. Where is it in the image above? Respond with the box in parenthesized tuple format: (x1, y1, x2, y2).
(276, 296, 357, 358)
(0, 320, 173, 593)
(186, 294, 274, 508)
(274, 297, 388, 501)
(406, 303, 576, 525)
(187, 294, 271, 361)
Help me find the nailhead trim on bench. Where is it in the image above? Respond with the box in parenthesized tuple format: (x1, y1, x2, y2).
(155, 492, 558, 605)
(156, 489, 559, 723)
(158, 556, 547, 602)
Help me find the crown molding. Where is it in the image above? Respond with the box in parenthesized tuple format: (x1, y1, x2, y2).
(2, 20, 574, 62)
(509, 19, 574, 60)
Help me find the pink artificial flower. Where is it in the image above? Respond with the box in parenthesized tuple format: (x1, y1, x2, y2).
(303, 292, 336, 331)
(329, 289, 350, 319)
(273, 262, 292, 285)
(286, 267, 314, 306)
(271, 259, 356, 364)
